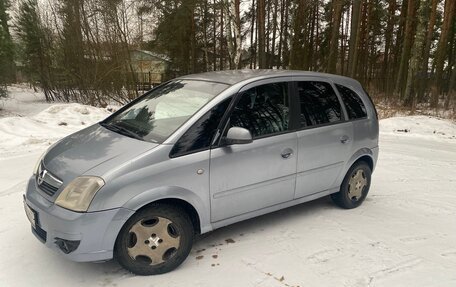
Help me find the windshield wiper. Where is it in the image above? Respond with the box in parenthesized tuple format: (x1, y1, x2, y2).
(100, 122, 144, 141)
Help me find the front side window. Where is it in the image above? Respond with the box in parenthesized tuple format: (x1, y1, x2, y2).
(229, 82, 290, 138)
(170, 98, 231, 157)
(103, 80, 228, 143)
(297, 81, 342, 127)
(336, 84, 367, 119)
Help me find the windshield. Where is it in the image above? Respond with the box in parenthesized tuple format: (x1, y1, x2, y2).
(103, 80, 228, 143)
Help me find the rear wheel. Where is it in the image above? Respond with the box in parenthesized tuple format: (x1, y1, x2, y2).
(331, 161, 371, 209)
(115, 204, 194, 275)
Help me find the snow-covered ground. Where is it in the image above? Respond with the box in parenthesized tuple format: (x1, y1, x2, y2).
(0, 87, 455, 286)
(0, 85, 53, 117)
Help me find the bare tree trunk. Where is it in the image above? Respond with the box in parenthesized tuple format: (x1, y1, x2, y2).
(382, 0, 396, 94)
(225, 0, 235, 68)
(224, 0, 241, 69)
(234, 0, 242, 68)
(290, 0, 307, 69)
(417, 0, 438, 102)
(395, 0, 417, 97)
(430, 0, 455, 107)
(277, 0, 285, 68)
(213, 0, 217, 71)
(340, 7, 349, 75)
(202, 1, 210, 71)
(356, 1, 368, 85)
(328, 0, 343, 73)
(270, 0, 278, 68)
(220, 2, 224, 70)
(444, 19, 456, 109)
(282, 0, 290, 68)
(445, 50, 456, 109)
(257, 0, 267, 68)
(392, 0, 409, 93)
(191, 6, 197, 73)
(250, 0, 256, 68)
(404, 0, 427, 110)
(308, 1, 317, 71)
(266, 0, 271, 67)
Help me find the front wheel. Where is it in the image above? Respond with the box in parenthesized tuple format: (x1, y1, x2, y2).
(115, 204, 194, 275)
(331, 161, 372, 209)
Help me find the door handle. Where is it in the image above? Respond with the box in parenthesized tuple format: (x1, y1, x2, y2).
(281, 152, 292, 159)
(340, 135, 350, 144)
(281, 148, 293, 159)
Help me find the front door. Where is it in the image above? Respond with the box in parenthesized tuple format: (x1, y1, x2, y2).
(209, 80, 298, 222)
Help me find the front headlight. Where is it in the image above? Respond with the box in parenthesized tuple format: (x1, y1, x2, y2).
(55, 176, 105, 212)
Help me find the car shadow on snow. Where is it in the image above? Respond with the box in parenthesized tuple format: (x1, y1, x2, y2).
(192, 195, 339, 251)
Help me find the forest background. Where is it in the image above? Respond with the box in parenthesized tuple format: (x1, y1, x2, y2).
(0, 0, 455, 115)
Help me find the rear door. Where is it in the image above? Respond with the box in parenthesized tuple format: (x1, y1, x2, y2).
(209, 78, 298, 222)
(293, 78, 353, 198)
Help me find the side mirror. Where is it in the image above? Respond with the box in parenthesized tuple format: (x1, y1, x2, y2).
(224, 127, 253, 145)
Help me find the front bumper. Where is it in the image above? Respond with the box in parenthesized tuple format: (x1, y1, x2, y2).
(24, 176, 134, 262)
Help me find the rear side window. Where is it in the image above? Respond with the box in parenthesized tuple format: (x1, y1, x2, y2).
(297, 81, 342, 127)
(336, 84, 367, 119)
(170, 98, 231, 157)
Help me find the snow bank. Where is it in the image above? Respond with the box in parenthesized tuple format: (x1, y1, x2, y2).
(380, 115, 456, 141)
(0, 85, 51, 117)
(0, 104, 110, 158)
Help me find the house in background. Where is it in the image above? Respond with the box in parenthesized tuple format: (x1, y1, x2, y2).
(130, 50, 171, 90)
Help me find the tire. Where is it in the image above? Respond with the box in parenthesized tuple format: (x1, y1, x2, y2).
(331, 161, 372, 209)
(114, 204, 194, 275)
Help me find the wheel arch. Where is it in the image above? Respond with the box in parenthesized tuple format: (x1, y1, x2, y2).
(332, 148, 375, 190)
(347, 148, 375, 172)
(353, 154, 374, 171)
(136, 198, 202, 234)
(121, 186, 212, 235)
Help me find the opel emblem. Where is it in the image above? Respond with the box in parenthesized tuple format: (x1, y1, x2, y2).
(38, 170, 47, 185)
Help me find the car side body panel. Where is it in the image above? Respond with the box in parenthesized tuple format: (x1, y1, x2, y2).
(88, 145, 213, 232)
(210, 132, 298, 222)
(295, 121, 354, 198)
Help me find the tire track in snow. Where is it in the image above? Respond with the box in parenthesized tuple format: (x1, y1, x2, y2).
(366, 258, 423, 285)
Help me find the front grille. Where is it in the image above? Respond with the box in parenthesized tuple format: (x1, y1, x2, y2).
(33, 225, 47, 243)
(36, 162, 62, 197)
(38, 181, 59, 196)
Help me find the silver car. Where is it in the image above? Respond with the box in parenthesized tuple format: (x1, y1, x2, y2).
(24, 70, 379, 275)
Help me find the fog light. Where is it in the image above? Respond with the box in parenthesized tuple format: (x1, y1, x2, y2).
(54, 238, 80, 254)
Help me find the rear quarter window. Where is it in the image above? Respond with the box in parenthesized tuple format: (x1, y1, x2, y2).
(336, 84, 367, 120)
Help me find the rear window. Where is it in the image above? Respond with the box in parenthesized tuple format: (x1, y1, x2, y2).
(297, 81, 342, 127)
(336, 84, 367, 119)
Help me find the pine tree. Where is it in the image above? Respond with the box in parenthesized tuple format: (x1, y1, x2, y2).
(328, 0, 343, 73)
(417, 0, 438, 102)
(395, 0, 417, 97)
(0, 0, 14, 96)
(404, 0, 428, 109)
(430, 0, 456, 107)
(257, 0, 266, 68)
(348, 0, 362, 77)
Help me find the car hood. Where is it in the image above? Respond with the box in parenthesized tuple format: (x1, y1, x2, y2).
(43, 124, 157, 184)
